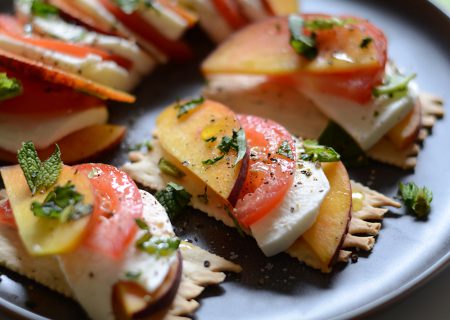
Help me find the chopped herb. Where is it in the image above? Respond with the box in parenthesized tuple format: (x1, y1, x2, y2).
(288, 15, 318, 60)
(17, 142, 62, 195)
(224, 206, 244, 237)
(129, 140, 153, 152)
(360, 37, 373, 48)
(136, 235, 180, 257)
(135, 218, 149, 230)
(176, 96, 205, 118)
(31, 182, 92, 223)
(300, 140, 340, 162)
(158, 158, 185, 178)
(373, 73, 416, 98)
(155, 182, 191, 220)
(202, 154, 225, 165)
(197, 187, 208, 204)
(30, 0, 59, 17)
(276, 140, 294, 160)
(398, 182, 433, 219)
(0, 73, 22, 101)
(304, 17, 353, 31)
(113, 0, 156, 14)
(125, 271, 142, 280)
(214, 128, 246, 166)
(204, 136, 217, 143)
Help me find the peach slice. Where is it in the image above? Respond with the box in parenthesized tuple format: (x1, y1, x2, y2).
(156, 99, 248, 203)
(112, 253, 182, 320)
(0, 124, 126, 164)
(0, 165, 95, 256)
(263, 0, 299, 15)
(386, 98, 421, 149)
(300, 161, 352, 267)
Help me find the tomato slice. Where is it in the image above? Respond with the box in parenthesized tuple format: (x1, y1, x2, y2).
(99, 0, 193, 61)
(0, 199, 15, 227)
(0, 15, 133, 70)
(212, 0, 249, 30)
(0, 67, 103, 115)
(74, 164, 143, 259)
(234, 115, 296, 227)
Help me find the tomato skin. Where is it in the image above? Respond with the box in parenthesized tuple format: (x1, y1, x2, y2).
(212, 0, 249, 30)
(99, 0, 193, 61)
(0, 199, 15, 227)
(234, 115, 296, 227)
(74, 164, 143, 260)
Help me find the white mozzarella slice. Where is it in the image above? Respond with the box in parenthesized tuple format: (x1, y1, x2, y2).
(139, 2, 189, 40)
(59, 190, 177, 320)
(0, 33, 134, 91)
(250, 160, 330, 257)
(179, 0, 232, 42)
(0, 107, 108, 153)
(72, 0, 167, 63)
(32, 17, 155, 75)
(236, 0, 269, 21)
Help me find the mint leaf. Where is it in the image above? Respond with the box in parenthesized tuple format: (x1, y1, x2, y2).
(300, 140, 340, 162)
(136, 234, 180, 257)
(31, 0, 59, 17)
(202, 155, 224, 165)
(288, 15, 318, 60)
(31, 182, 92, 223)
(17, 142, 62, 195)
(373, 73, 416, 98)
(155, 182, 191, 220)
(398, 182, 433, 219)
(214, 128, 247, 166)
(176, 96, 205, 118)
(158, 158, 185, 178)
(276, 140, 294, 160)
(0, 73, 22, 101)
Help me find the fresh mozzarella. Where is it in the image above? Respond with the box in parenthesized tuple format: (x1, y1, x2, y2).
(250, 159, 330, 256)
(300, 65, 419, 151)
(236, 0, 269, 21)
(32, 17, 155, 75)
(179, 0, 232, 42)
(72, 0, 167, 63)
(139, 1, 189, 40)
(59, 190, 178, 320)
(0, 107, 108, 153)
(0, 33, 135, 91)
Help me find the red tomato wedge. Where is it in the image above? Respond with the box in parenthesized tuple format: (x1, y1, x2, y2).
(0, 15, 133, 70)
(234, 115, 296, 227)
(0, 67, 103, 114)
(202, 14, 387, 103)
(212, 0, 249, 29)
(74, 164, 143, 259)
(0, 199, 15, 227)
(98, 0, 193, 61)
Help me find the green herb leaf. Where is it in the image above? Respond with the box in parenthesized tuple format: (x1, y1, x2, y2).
(373, 73, 416, 98)
(0, 73, 22, 101)
(304, 17, 352, 31)
(176, 96, 205, 118)
(204, 136, 217, 143)
(300, 140, 340, 162)
(202, 154, 224, 165)
(318, 122, 368, 167)
(398, 182, 433, 219)
(360, 37, 373, 48)
(114, 0, 156, 14)
(135, 218, 149, 230)
(155, 182, 191, 220)
(129, 140, 153, 152)
(216, 128, 246, 166)
(31, 182, 92, 223)
(158, 158, 185, 178)
(224, 206, 244, 237)
(288, 15, 318, 60)
(276, 140, 294, 160)
(125, 271, 142, 280)
(136, 235, 180, 257)
(17, 142, 62, 195)
(30, 0, 59, 17)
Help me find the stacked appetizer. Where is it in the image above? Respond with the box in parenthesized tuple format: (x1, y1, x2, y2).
(202, 14, 444, 168)
(122, 98, 400, 272)
(0, 142, 241, 319)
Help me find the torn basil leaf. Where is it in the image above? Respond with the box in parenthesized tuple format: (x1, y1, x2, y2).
(288, 15, 318, 60)
(300, 140, 340, 162)
(373, 73, 416, 98)
(176, 96, 205, 118)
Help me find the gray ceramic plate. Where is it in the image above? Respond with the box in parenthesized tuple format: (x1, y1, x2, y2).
(0, 0, 449, 319)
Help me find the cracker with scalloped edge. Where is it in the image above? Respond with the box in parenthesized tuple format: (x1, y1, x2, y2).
(0, 190, 240, 319)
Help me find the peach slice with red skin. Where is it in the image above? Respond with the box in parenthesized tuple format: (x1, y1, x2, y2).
(386, 98, 422, 149)
(156, 99, 248, 205)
